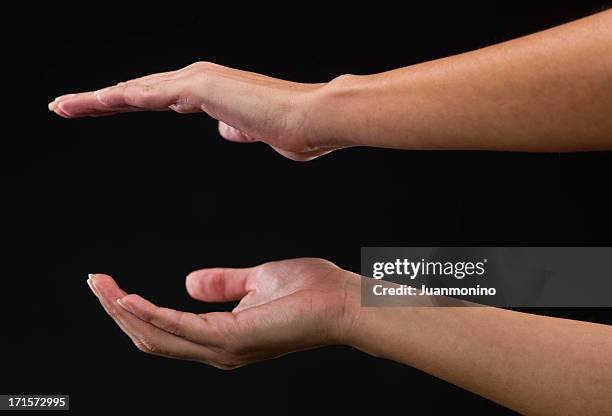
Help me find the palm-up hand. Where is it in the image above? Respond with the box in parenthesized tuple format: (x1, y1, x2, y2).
(49, 62, 346, 161)
(87, 258, 359, 369)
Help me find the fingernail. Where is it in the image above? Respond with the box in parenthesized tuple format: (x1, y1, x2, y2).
(94, 92, 108, 106)
(94, 87, 114, 105)
(53, 93, 76, 102)
(54, 93, 76, 104)
(56, 101, 69, 115)
(116, 297, 130, 312)
(93, 88, 108, 96)
(87, 275, 99, 296)
(48, 101, 56, 111)
(88, 273, 95, 280)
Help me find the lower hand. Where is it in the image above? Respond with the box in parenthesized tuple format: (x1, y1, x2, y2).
(87, 258, 359, 369)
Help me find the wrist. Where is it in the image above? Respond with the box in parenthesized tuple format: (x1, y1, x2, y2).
(302, 74, 372, 149)
(333, 275, 438, 355)
(332, 270, 364, 346)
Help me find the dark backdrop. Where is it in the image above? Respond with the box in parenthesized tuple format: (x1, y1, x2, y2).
(2, 3, 611, 415)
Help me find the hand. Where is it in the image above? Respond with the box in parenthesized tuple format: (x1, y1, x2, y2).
(87, 258, 359, 369)
(48, 62, 350, 161)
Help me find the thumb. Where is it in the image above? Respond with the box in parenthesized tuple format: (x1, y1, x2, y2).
(218, 121, 259, 143)
(185, 266, 255, 302)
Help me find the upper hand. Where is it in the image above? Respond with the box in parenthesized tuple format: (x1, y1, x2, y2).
(49, 62, 350, 161)
(87, 258, 359, 370)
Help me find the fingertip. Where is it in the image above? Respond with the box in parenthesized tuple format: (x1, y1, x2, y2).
(87, 274, 99, 297)
(185, 270, 203, 299)
(116, 294, 159, 324)
(116, 293, 140, 313)
(51, 94, 79, 117)
(52, 105, 72, 118)
(185, 269, 218, 301)
(56, 100, 76, 117)
(185, 267, 252, 303)
(89, 273, 122, 295)
(88, 272, 99, 284)
(52, 93, 76, 110)
(89, 273, 114, 282)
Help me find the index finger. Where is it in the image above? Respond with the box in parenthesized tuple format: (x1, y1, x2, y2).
(48, 67, 186, 117)
(116, 292, 240, 349)
(88, 274, 219, 363)
(49, 91, 137, 117)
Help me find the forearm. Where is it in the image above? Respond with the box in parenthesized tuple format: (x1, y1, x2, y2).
(343, 282, 612, 415)
(311, 10, 612, 151)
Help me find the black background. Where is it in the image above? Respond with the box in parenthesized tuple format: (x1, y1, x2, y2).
(2, 3, 611, 415)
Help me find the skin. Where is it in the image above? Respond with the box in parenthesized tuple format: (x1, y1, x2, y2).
(88, 260, 612, 416)
(49, 10, 612, 157)
(56, 8, 612, 415)
(87, 259, 353, 369)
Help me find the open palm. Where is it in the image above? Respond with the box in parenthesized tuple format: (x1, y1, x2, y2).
(88, 258, 358, 369)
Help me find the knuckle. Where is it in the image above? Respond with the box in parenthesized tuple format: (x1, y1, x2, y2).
(127, 84, 156, 107)
(138, 84, 156, 97)
(193, 62, 221, 85)
(183, 61, 216, 74)
(222, 333, 252, 356)
(162, 311, 187, 336)
(210, 272, 227, 298)
(211, 363, 234, 371)
(193, 61, 218, 70)
(133, 339, 151, 354)
(107, 307, 119, 319)
(134, 337, 161, 355)
(204, 313, 254, 355)
(162, 323, 179, 336)
(212, 357, 242, 371)
(212, 322, 245, 353)
(182, 62, 199, 70)
(329, 73, 360, 86)
(222, 342, 243, 356)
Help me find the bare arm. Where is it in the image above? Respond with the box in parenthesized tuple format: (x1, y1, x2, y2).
(50, 10, 612, 157)
(313, 9, 612, 151)
(349, 297, 612, 415)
